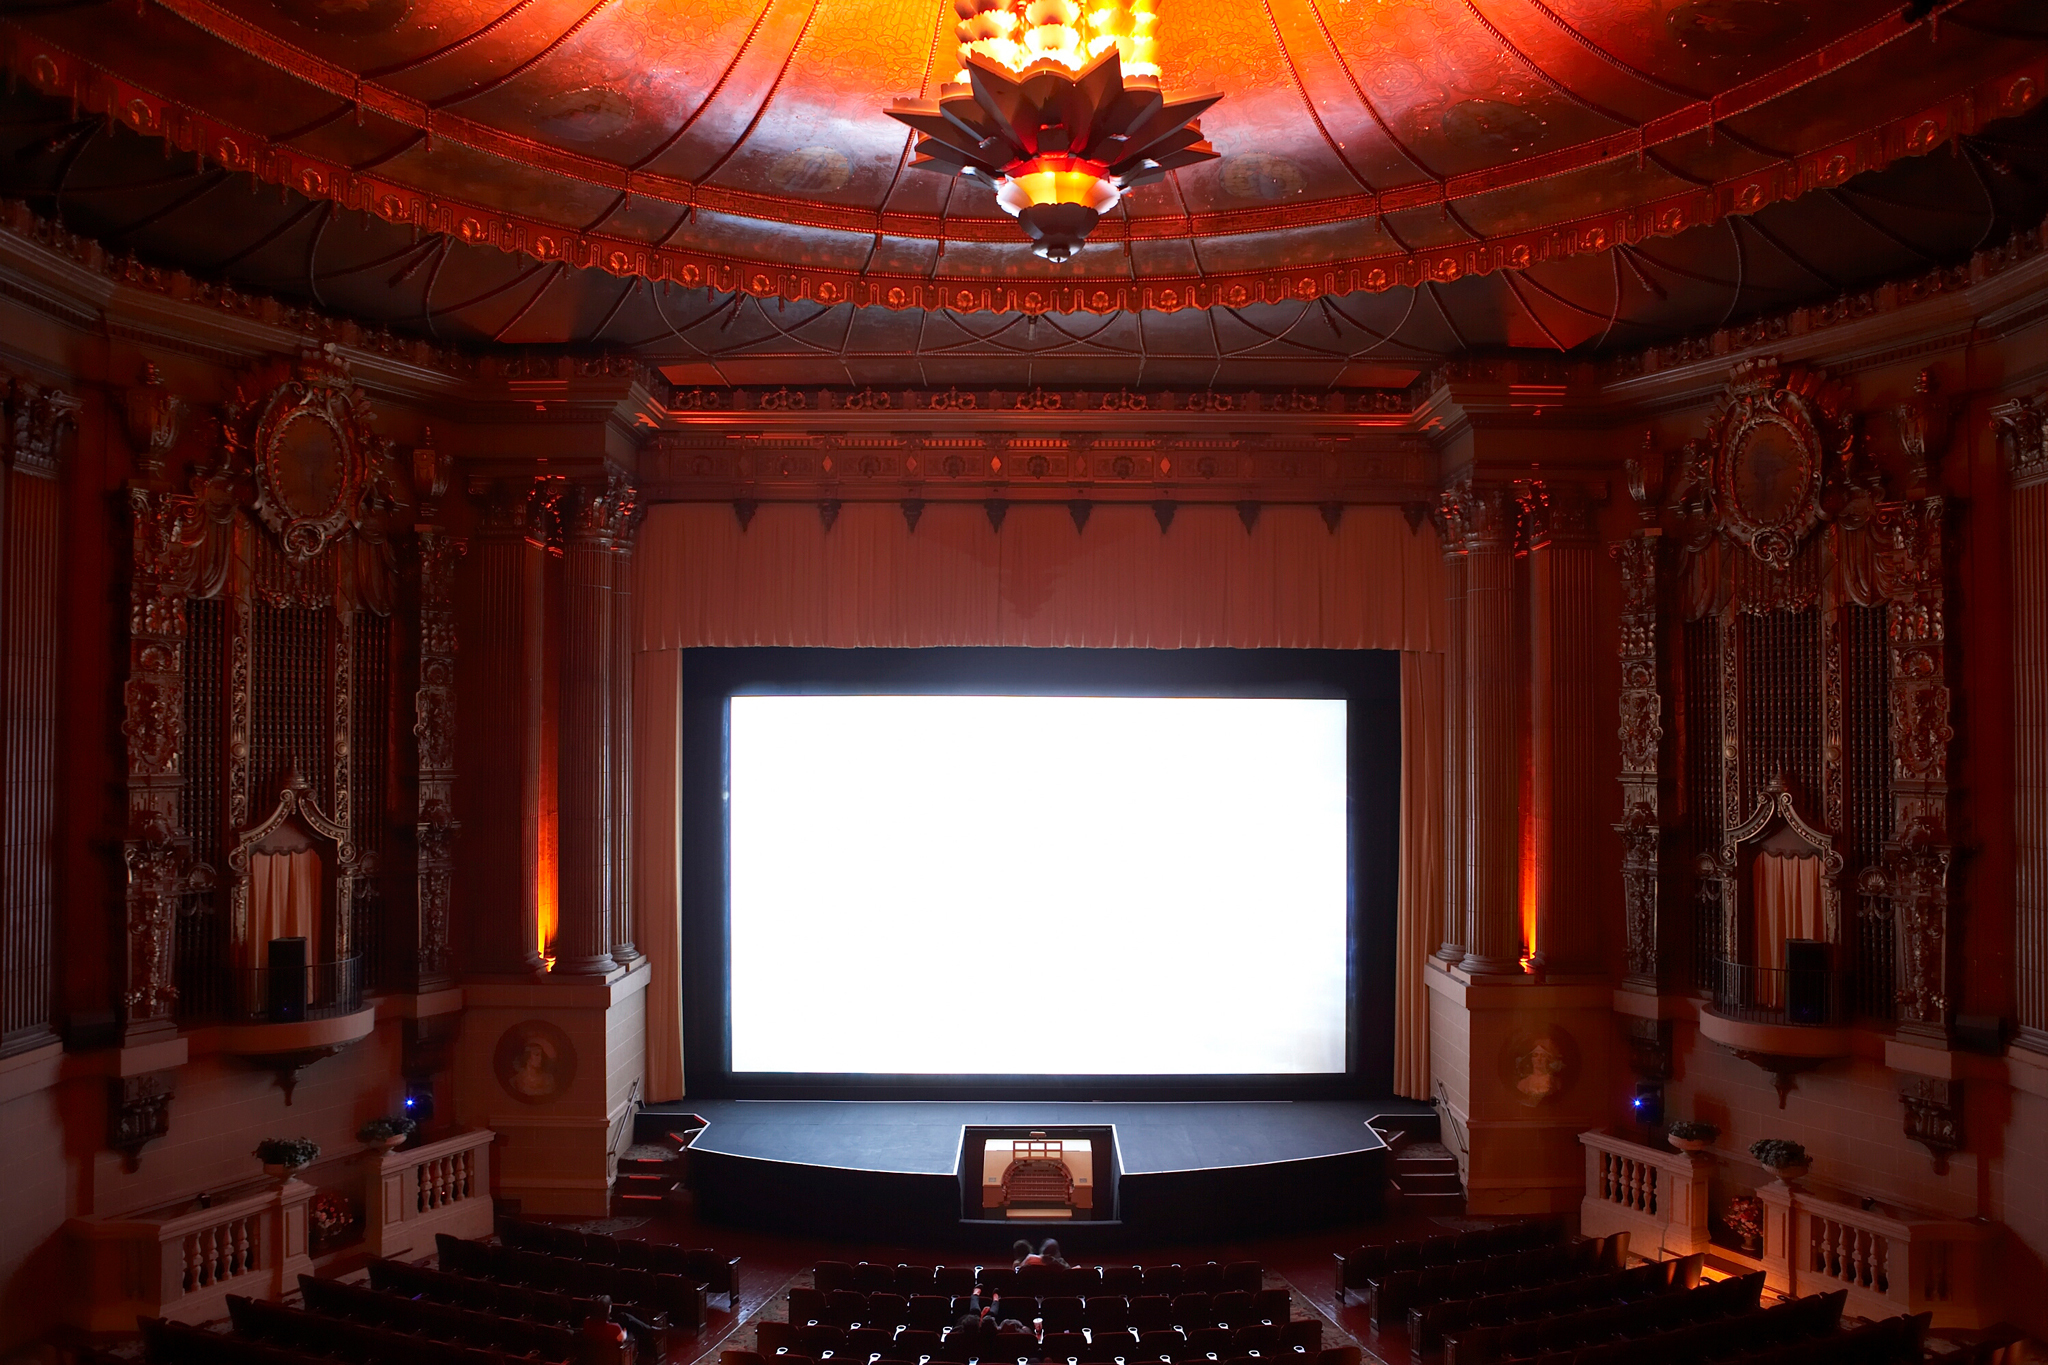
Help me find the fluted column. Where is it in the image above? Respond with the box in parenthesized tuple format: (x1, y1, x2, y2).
(0, 380, 74, 1054)
(1436, 491, 1469, 963)
(552, 479, 623, 978)
(607, 492, 641, 967)
(463, 482, 547, 975)
(1460, 483, 1524, 976)
(1996, 395, 2048, 1052)
(1526, 482, 1599, 976)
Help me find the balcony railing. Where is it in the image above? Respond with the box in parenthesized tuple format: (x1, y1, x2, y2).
(183, 954, 363, 1025)
(1712, 957, 1841, 1027)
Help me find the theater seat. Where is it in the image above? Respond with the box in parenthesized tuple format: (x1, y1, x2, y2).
(1142, 1265, 1183, 1296)
(817, 1264, 856, 1294)
(1100, 1267, 1144, 1296)
(1084, 1298, 1129, 1332)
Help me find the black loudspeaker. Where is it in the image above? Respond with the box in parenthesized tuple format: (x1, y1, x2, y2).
(1784, 938, 1829, 1025)
(1631, 1080, 1664, 1128)
(267, 936, 308, 1023)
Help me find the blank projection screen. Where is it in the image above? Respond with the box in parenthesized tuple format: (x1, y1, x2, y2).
(727, 695, 1350, 1076)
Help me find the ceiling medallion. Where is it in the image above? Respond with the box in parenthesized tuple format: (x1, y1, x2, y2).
(885, 0, 1220, 262)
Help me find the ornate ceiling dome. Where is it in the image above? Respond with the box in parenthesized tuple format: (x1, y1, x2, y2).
(1, 1, 2045, 384)
(11, 0, 2045, 318)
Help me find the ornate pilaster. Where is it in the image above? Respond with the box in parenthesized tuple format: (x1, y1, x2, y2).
(552, 475, 633, 977)
(121, 482, 201, 1037)
(1434, 486, 1469, 964)
(1460, 480, 1525, 976)
(1878, 499, 1953, 1043)
(1613, 525, 1667, 991)
(407, 440, 464, 988)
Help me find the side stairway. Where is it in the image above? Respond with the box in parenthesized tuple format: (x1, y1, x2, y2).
(1370, 1109, 1465, 1214)
(616, 1111, 706, 1215)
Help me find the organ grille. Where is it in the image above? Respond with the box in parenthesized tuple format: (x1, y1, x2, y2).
(1845, 604, 1895, 1021)
(250, 604, 334, 809)
(175, 599, 227, 1021)
(351, 612, 393, 987)
(1682, 617, 1724, 992)
(1739, 609, 1822, 817)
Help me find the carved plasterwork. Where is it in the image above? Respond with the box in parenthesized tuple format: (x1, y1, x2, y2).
(109, 1069, 177, 1172)
(1712, 778, 1846, 946)
(1613, 527, 1668, 989)
(1898, 1074, 1962, 1174)
(227, 767, 357, 963)
(1669, 360, 1854, 611)
(124, 364, 186, 483)
(3, 378, 79, 478)
(236, 346, 383, 563)
(1992, 391, 2048, 491)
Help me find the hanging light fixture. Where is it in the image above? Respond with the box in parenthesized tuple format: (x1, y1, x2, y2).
(884, 0, 1220, 261)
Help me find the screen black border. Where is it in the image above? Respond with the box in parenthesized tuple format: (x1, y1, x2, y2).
(680, 646, 1401, 1100)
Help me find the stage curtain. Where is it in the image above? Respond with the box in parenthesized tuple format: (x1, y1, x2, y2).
(1395, 650, 1443, 1099)
(636, 648, 687, 1102)
(634, 499, 1447, 1095)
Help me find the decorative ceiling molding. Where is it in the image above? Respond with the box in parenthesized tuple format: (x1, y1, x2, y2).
(8, 15, 2043, 315)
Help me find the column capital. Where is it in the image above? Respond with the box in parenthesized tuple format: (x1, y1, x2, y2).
(1519, 479, 1598, 548)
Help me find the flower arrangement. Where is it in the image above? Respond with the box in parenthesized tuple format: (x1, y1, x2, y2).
(308, 1191, 355, 1244)
(1668, 1120, 1719, 1142)
(1724, 1194, 1764, 1248)
(253, 1136, 320, 1171)
(357, 1116, 416, 1146)
(1748, 1138, 1809, 1170)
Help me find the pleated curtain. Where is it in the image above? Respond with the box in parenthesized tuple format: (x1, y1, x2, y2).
(243, 848, 319, 969)
(633, 500, 1447, 1101)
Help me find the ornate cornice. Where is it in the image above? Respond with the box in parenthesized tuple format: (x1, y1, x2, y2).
(9, 18, 2041, 315)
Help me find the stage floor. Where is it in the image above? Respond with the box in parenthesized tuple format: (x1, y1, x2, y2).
(671, 1099, 1420, 1175)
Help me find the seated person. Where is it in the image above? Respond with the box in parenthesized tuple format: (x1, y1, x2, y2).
(1014, 1239, 1040, 1268)
(1036, 1239, 1068, 1269)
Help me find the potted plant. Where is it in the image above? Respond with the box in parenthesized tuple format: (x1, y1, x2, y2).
(1724, 1194, 1764, 1255)
(357, 1116, 416, 1152)
(1749, 1137, 1810, 1182)
(254, 1136, 320, 1179)
(1667, 1120, 1719, 1153)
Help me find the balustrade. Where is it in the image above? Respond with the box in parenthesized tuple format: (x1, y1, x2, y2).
(67, 1178, 311, 1332)
(1579, 1131, 1710, 1255)
(370, 1128, 495, 1260)
(68, 1128, 494, 1331)
(1751, 1176, 1990, 1327)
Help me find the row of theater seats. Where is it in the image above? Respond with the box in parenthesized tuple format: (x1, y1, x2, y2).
(138, 1229, 742, 1365)
(1332, 1218, 1945, 1365)
(786, 1287, 1297, 1333)
(501, 1218, 741, 1305)
(1419, 1254, 1711, 1356)
(815, 1263, 1265, 1298)
(438, 1231, 711, 1330)
(1364, 1232, 1632, 1330)
(744, 1259, 1343, 1365)
(1331, 1219, 1570, 1302)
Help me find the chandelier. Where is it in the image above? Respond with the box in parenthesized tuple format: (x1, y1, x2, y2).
(884, 0, 1220, 262)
